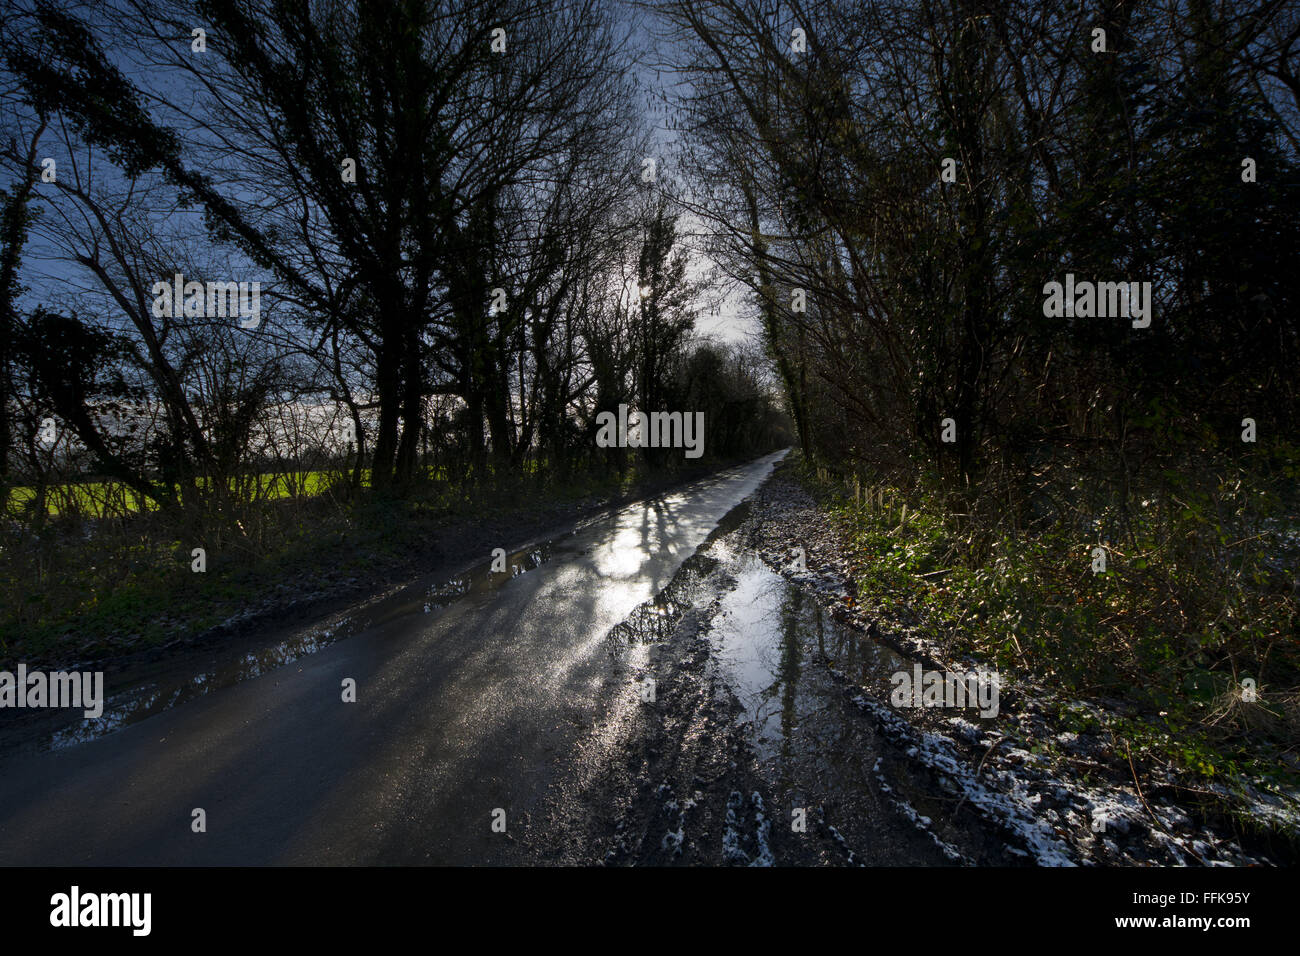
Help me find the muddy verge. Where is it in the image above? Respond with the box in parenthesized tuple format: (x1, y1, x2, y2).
(733, 461, 1298, 866)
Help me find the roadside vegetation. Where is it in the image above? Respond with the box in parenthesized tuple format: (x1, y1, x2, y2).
(794, 449, 1300, 838)
(653, 0, 1300, 842)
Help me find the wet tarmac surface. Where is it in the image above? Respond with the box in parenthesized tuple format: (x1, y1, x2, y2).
(0, 536, 570, 761)
(0, 452, 789, 864)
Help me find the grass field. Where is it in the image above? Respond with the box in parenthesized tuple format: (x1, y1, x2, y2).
(5, 470, 372, 518)
(2, 462, 548, 518)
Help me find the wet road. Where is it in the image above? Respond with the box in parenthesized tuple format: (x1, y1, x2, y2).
(0, 452, 788, 865)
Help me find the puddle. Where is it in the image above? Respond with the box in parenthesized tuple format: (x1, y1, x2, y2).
(709, 548, 908, 761)
(605, 553, 718, 647)
(706, 547, 909, 809)
(705, 547, 1042, 865)
(604, 500, 752, 648)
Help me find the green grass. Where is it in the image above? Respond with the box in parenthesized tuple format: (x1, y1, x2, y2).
(5, 460, 593, 518)
(5, 471, 351, 517)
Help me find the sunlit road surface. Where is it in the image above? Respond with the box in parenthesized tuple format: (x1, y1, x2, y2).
(0, 451, 787, 865)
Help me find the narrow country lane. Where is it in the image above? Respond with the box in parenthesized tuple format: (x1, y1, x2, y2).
(1, 453, 799, 864)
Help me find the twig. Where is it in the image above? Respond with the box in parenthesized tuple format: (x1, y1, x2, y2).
(1125, 740, 1207, 865)
(952, 735, 1006, 818)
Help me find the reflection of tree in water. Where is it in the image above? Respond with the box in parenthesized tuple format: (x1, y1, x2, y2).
(816, 603, 825, 659)
(776, 585, 804, 789)
(607, 598, 680, 646)
(817, 600, 902, 686)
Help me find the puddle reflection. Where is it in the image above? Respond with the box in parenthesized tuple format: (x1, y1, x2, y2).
(709, 552, 905, 766)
